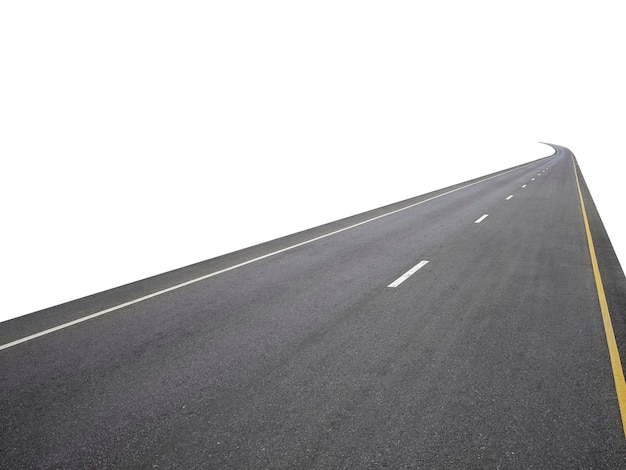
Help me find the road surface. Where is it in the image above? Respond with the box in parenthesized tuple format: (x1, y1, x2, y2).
(2, 144, 626, 468)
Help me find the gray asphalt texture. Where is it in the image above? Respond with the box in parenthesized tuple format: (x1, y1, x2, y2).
(2, 145, 626, 468)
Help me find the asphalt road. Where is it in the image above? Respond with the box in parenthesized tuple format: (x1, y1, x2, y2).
(2, 144, 626, 468)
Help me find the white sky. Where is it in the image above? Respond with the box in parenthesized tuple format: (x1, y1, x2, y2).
(2, 1, 625, 322)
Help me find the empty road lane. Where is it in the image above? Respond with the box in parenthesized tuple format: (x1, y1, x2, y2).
(2, 144, 626, 468)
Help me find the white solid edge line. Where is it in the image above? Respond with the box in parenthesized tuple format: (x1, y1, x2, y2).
(0, 159, 546, 351)
(475, 214, 489, 224)
(388, 260, 429, 288)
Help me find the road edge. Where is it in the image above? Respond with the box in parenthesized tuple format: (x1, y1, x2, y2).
(572, 150, 626, 437)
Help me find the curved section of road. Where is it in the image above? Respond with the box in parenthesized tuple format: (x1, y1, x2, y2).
(2, 145, 626, 468)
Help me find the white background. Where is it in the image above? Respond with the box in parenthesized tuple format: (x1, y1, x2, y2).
(2, 1, 625, 322)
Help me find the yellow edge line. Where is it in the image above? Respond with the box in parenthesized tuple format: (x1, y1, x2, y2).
(573, 156, 626, 438)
